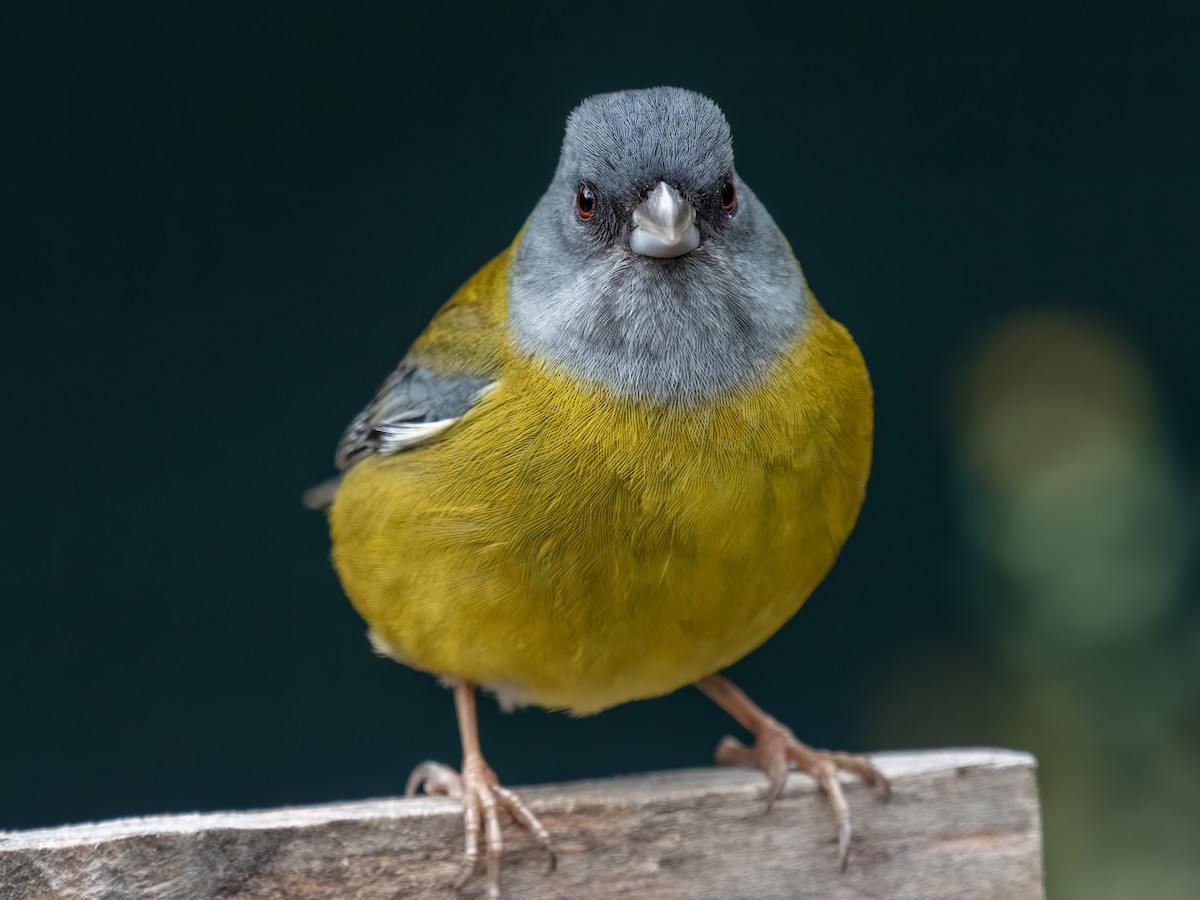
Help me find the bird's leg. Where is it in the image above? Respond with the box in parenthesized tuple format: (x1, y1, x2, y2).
(695, 673, 890, 871)
(405, 681, 555, 900)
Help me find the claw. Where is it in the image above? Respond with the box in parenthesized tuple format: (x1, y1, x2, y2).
(838, 819, 852, 873)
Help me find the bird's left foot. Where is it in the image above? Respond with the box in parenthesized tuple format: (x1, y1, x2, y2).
(697, 674, 890, 871)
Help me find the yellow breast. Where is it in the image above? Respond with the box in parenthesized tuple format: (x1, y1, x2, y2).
(329, 255, 872, 715)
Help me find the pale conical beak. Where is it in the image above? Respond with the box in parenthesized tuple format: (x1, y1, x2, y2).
(630, 182, 700, 258)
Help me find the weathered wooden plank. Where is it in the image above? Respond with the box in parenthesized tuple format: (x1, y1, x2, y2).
(1, 748, 1042, 899)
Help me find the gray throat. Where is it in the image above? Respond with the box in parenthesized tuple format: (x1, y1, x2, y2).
(508, 195, 809, 403)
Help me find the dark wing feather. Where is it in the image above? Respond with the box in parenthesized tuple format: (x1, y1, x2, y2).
(336, 363, 495, 469)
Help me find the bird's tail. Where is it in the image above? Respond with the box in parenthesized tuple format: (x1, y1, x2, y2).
(302, 477, 341, 510)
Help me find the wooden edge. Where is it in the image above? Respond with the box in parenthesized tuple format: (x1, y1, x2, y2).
(0, 748, 1044, 900)
(0, 748, 1033, 848)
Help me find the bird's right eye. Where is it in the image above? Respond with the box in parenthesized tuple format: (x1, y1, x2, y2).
(575, 184, 595, 219)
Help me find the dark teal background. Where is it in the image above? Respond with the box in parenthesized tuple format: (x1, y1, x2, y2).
(5, 4, 1199, 895)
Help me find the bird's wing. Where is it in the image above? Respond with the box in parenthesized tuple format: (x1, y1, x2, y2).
(333, 365, 497, 471)
(304, 248, 513, 509)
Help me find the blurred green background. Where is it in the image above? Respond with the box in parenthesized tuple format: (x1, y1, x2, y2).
(5, 3, 1198, 897)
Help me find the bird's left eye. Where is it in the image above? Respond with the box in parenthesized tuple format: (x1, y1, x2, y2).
(576, 184, 595, 219)
(721, 177, 737, 212)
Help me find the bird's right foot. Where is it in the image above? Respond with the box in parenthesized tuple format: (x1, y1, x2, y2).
(406, 756, 556, 900)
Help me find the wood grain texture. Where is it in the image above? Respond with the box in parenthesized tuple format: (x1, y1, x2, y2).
(1, 748, 1042, 900)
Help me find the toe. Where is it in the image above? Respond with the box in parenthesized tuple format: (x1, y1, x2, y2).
(713, 735, 757, 767)
(811, 759, 853, 870)
(454, 786, 483, 889)
(478, 782, 504, 898)
(493, 783, 557, 873)
(714, 733, 790, 811)
(760, 744, 791, 811)
(405, 761, 463, 800)
(825, 751, 892, 799)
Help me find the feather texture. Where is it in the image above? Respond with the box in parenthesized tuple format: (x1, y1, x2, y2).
(328, 246, 872, 714)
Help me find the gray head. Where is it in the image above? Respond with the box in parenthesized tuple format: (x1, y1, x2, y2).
(508, 87, 808, 402)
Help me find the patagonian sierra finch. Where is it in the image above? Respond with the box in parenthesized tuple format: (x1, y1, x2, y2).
(316, 86, 888, 898)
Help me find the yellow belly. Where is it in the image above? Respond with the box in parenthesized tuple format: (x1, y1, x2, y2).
(329, 307, 871, 714)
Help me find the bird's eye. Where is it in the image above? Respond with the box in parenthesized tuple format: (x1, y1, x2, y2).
(575, 184, 595, 219)
(721, 177, 737, 212)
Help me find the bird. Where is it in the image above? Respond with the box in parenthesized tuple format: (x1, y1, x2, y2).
(312, 86, 888, 899)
